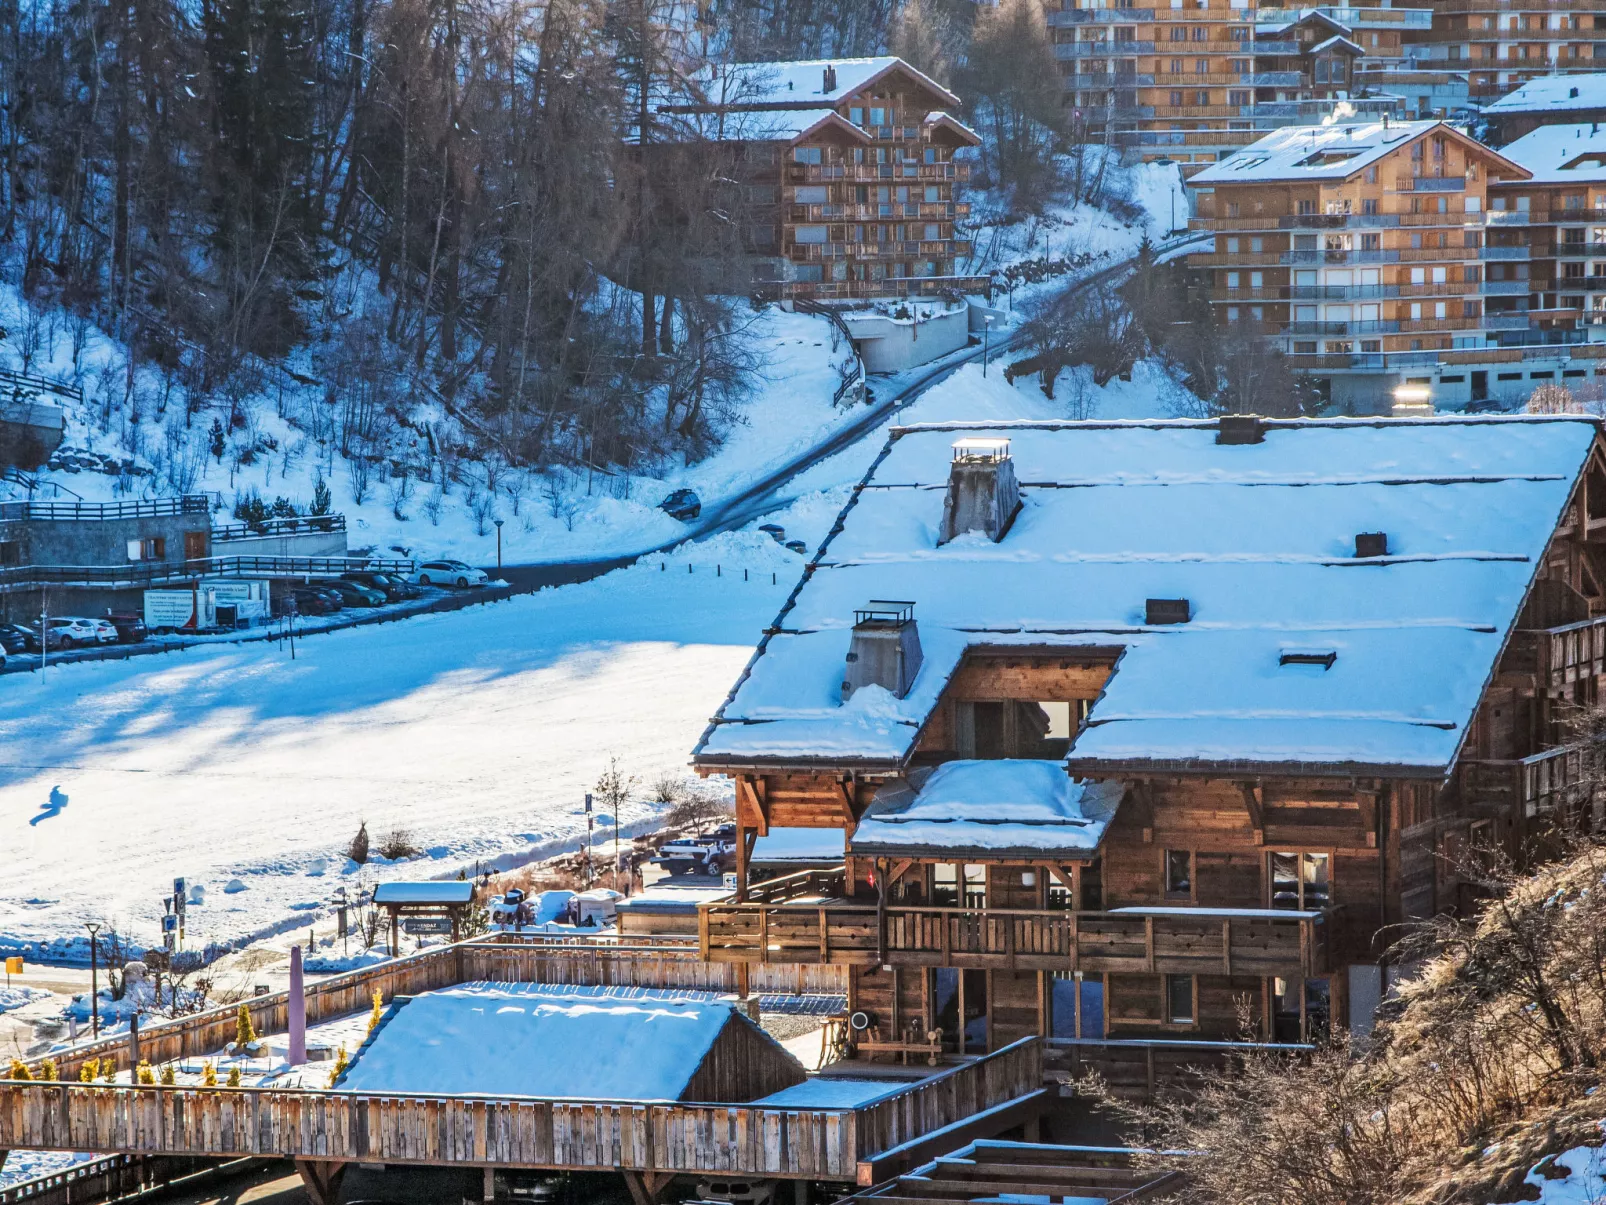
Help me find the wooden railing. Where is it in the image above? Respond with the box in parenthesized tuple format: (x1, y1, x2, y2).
(1536, 615, 1606, 692)
(745, 867, 847, 905)
(20, 939, 844, 1083)
(699, 902, 1331, 976)
(1462, 744, 1590, 819)
(1045, 1037, 1311, 1101)
(0, 1040, 1043, 1180)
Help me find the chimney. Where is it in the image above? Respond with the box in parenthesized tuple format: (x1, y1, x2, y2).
(1354, 531, 1389, 558)
(1145, 598, 1192, 625)
(824, 64, 838, 92)
(842, 601, 923, 702)
(1216, 414, 1265, 445)
(939, 437, 1021, 544)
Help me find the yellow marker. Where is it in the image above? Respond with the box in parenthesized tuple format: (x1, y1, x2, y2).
(3, 957, 21, 975)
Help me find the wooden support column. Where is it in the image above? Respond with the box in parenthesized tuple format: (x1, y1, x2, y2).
(294, 1160, 348, 1205)
(483, 1167, 496, 1202)
(1240, 784, 1265, 845)
(622, 1171, 675, 1205)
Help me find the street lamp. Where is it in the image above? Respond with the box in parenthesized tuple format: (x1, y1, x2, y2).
(84, 922, 100, 1038)
(493, 519, 504, 573)
(983, 314, 995, 377)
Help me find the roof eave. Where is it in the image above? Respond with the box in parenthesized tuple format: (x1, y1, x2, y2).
(1064, 755, 1452, 779)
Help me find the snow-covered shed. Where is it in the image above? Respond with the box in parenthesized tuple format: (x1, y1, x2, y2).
(335, 984, 806, 1101)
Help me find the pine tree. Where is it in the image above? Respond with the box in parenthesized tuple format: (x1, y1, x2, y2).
(101, 1058, 117, 1082)
(137, 1061, 156, 1084)
(310, 477, 332, 517)
(7, 1058, 31, 1081)
(235, 1002, 257, 1047)
(39, 1058, 58, 1081)
(368, 989, 384, 1033)
(209, 417, 227, 461)
(327, 1044, 348, 1087)
(226, 1065, 242, 1087)
(203, 1062, 218, 1087)
(160, 1063, 176, 1085)
(79, 1059, 100, 1082)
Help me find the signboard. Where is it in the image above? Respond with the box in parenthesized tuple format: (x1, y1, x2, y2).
(144, 589, 204, 630)
(401, 918, 453, 936)
(4, 956, 22, 975)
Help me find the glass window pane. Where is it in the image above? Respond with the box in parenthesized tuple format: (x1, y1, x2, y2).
(933, 863, 958, 907)
(1270, 852, 1300, 908)
(963, 864, 987, 908)
(1303, 854, 1331, 907)
(1166, 975, 1194, 1023)
(1165, 850, 1192, 895)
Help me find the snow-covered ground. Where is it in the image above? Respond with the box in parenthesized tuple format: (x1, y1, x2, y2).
(0, 530, 793, 961)
(1494, 1127, 1606, 1205)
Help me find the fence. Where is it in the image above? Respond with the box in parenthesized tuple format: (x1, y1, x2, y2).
(211, 515, 346, 542)
(0, 495, 208, 522)
(0, 369, 82, 406)
(0, 554, 414, 591)
(0, 1155, 260, 1205)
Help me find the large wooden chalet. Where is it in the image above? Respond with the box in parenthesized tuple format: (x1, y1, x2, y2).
(658, 57, 986, 302)
(692, 416, 1606, 1056)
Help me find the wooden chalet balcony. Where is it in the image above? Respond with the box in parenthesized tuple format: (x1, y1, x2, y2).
(700, 873, 1332, 977)
(1045, 1037, 1312, 1101)
(1461, 744, 1590, 820)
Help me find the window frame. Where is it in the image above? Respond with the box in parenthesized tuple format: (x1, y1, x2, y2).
(1266, 850, 1333, 911)
(1163, 848, 1195, 901)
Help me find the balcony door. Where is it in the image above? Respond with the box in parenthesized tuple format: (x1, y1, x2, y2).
(933, 967, 989, 1053)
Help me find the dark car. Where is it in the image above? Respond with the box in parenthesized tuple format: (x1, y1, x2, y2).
(289, 588, 341, 616)
(103, 612, 148, 643)
(1463, 398, 1506, 414)
(0, 624, 30, 655)
(343, 571, 420, 602)
(659, 488, 702, 521)
(323, 578, 386, 608)
(756, 523, 786, 544)
(17, 623, 63, 653)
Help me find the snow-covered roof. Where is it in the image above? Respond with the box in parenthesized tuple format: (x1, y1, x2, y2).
(661, 108, 871, 144)
(1309, 34, 1364, 56)
(923, 111, 984, 147)
(1486, 74, 1606, 115)
(693, 417, 1600, 777)
(750, 826, 847, 865)
(336, 984, 776, 1100)
(850, 760, 1123, 857)
(698, 57, 959, 111)
(1497, 122, 1606, 184)
(1191, 119, 1523, 184)
(371, 881, 474, 905)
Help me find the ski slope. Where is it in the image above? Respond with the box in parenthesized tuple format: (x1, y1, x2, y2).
(0, 532, 792, 961)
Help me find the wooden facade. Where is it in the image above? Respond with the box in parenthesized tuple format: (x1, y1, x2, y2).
(694, 423, 1606, 1058)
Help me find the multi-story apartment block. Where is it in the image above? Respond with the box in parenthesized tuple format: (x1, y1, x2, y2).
(1051, 0, 1424, 168)
(658, 58, 985, 301)
(1187, 119, 1535, 410)
(1399, 5, 1605, 103)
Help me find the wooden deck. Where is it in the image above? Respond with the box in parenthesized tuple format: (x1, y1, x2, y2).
(834, 1138, 1183, 1204)
(0, 1041, 1042, 1183)
(700, 897, 1332, 977)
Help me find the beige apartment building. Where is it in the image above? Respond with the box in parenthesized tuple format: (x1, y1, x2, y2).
(1398, 1, 1605, 103)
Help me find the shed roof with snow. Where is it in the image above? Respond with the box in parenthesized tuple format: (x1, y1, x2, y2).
(692, 416, 1602, 778)
(1485, 74, 1606, 116)
(372, 881, 475, 906)
(1497, 122, 1606, 185)
(334, 984, 806, 1101)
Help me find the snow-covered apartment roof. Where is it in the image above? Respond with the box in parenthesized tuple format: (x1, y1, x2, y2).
(1191, 119, 1526, 185)
(1485, 74, 1606, 116)
(1497, 122, 1606, 185)
(336, 984, 802, 1100)
(693, 417, 1601, 778)
(688, 56, 960, 112)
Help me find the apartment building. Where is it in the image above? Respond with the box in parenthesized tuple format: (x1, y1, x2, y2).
(1485, 74, 1606, 142)
(1187, 119, 1535, 410)
(1051, 0, 1423, 167)
(1399, 3, 1605, 103)
(657, 58, 984, 301)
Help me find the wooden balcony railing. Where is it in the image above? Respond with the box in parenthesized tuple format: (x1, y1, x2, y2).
(698, 900, 1332, 976)
(1045, 1037, 1312, 1101)
(1461, 744, 1590, 819)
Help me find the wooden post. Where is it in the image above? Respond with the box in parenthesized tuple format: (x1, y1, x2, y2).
(484, 1167, 496, 1202)
(735, 822, 750, 903)
(294, 1160, 348, 1205)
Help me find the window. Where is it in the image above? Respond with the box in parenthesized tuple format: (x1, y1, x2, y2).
(963, 864, 987, 908)
(1170, 90, 1184, 105)
(869, 106, 886, 125)
(1050, 971, 1104, 1038)
(1229, 89, 1250, 105)
(794, 185, 828, 204)
(0, 541, 18, 566)
(1195, 89, 1210, 105)
(1361, 198, 1378, 215)
(127, 537, 165, 561)
(924, 185, 940, 203)
(792, 146, 822, 164)
(1270, 852, 1331, 909)
(1226, 271, 1241, 289)
(1250, 236, 1264, 252)
(932, 863, 959, 906)
(1166, 975, 1196, 1024)
(794, 225, 828, 244)
(849, 107, 864, 125)
(1164, 849, 1194, 897)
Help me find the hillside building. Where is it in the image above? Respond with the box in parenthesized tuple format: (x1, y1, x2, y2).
(691, 416, 1606, 1055)
(1399, 15, 1606, 105)
(657, 57, 986, 301)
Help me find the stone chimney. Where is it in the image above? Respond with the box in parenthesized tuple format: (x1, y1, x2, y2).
(939, 437, 1021, 545)
(842, 601, 922, 702)
(823, 64, 838, 92)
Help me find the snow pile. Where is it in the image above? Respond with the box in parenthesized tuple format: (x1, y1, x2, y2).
(1495, 1131, 1606, 1204)
(335, 983, 785, 1100)
(0, 985, 49, 1014)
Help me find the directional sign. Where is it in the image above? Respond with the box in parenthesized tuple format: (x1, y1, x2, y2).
(401, 918, 454, 935)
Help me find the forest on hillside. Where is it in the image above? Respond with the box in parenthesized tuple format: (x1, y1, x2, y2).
(0, 0, 1072, 482)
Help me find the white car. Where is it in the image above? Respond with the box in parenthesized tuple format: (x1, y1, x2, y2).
(46, 617, 112, 648)
(412, 559, 489, 588)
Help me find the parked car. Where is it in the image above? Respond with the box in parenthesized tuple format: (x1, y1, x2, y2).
(15, 623, 62, 653)
(653, 824, 738, 876)
(756, 523, 786, 544)
(45, 617, 108, 648)
(785, 540, 808, 554)
(1463, 398, 1506, 414)
(288, 588, 342, 616)
(103, 612, 148, 643)
(412, 560, 489, 588)
(0, 624, 30, 655)
(695, 1180, 775, 1205)
(659, 488, 702, 521)
(323, 578, 386, 608)
(342, 571, 420, 602)
(90, 618, 121, 644)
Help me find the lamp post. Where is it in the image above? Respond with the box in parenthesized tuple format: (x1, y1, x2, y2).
(982, 314, 995, 377)
(84, 922, 101, 1038)
(493, 519, 504, 573)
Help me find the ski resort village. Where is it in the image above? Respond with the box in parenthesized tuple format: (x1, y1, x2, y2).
(13, 6, 1606, 1205)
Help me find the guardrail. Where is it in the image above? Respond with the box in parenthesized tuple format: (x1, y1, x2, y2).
(211, 514, 346, 541)
(0, 554, 413, 591)
(1046, 1036, 1313, 1100)
(0, 495, 208, 522)
(0, 368, 82, 405)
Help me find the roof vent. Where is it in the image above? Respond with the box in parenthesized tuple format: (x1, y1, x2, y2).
(1145, 598, 1192, 625)
(1280, 650, 1338, 669)
(842, 601, 923, 702)
(824, 64, 838, 92)
(1354, 531, 1389, 558)
(939, 437, 1021, 545)
(1571, 86, 1580, 99)
(1216, 414, 1265, 445)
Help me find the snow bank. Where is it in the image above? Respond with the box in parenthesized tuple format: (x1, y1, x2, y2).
(1494, 1129, 1606, 1205)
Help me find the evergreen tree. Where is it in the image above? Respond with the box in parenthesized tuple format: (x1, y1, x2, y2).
(226, 1065, 242, 1087)
(310, 477, 333, 517)
(209, 418, 227, 462)
(7, 1058, 31, 1081)
(39, 1058, 58, 1081)
(79, 1059, 100, 1083)
(368, 989, 384, 1032)
(203, 1061, 218, 1087)
(235, 1002, 257, 1047)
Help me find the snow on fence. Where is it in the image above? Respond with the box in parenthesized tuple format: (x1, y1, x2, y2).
(0, 1040, 1042, 1181)
(0, 1155, 257, 1205)
(23, 938, 846, 1084)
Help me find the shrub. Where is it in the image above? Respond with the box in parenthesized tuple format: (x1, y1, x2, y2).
(79, 1058, 99, 1082)
(368, 990, 384, 1033)
(202, 1062, 218, 1087)
(136, 1061, 156, 1085)
(226, 1066, 242, 1088)
(328, 1045, 349, 1088)
(347, 821, 370, 865)
(38, 1058, 57, 1081)
(160, 1063, 176, 1085)
(235, 1003, 257, 1047)
(101, 1058, 116, 1082)
(376, 827, 420, 860)
(7, 1058, 31, 1081)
